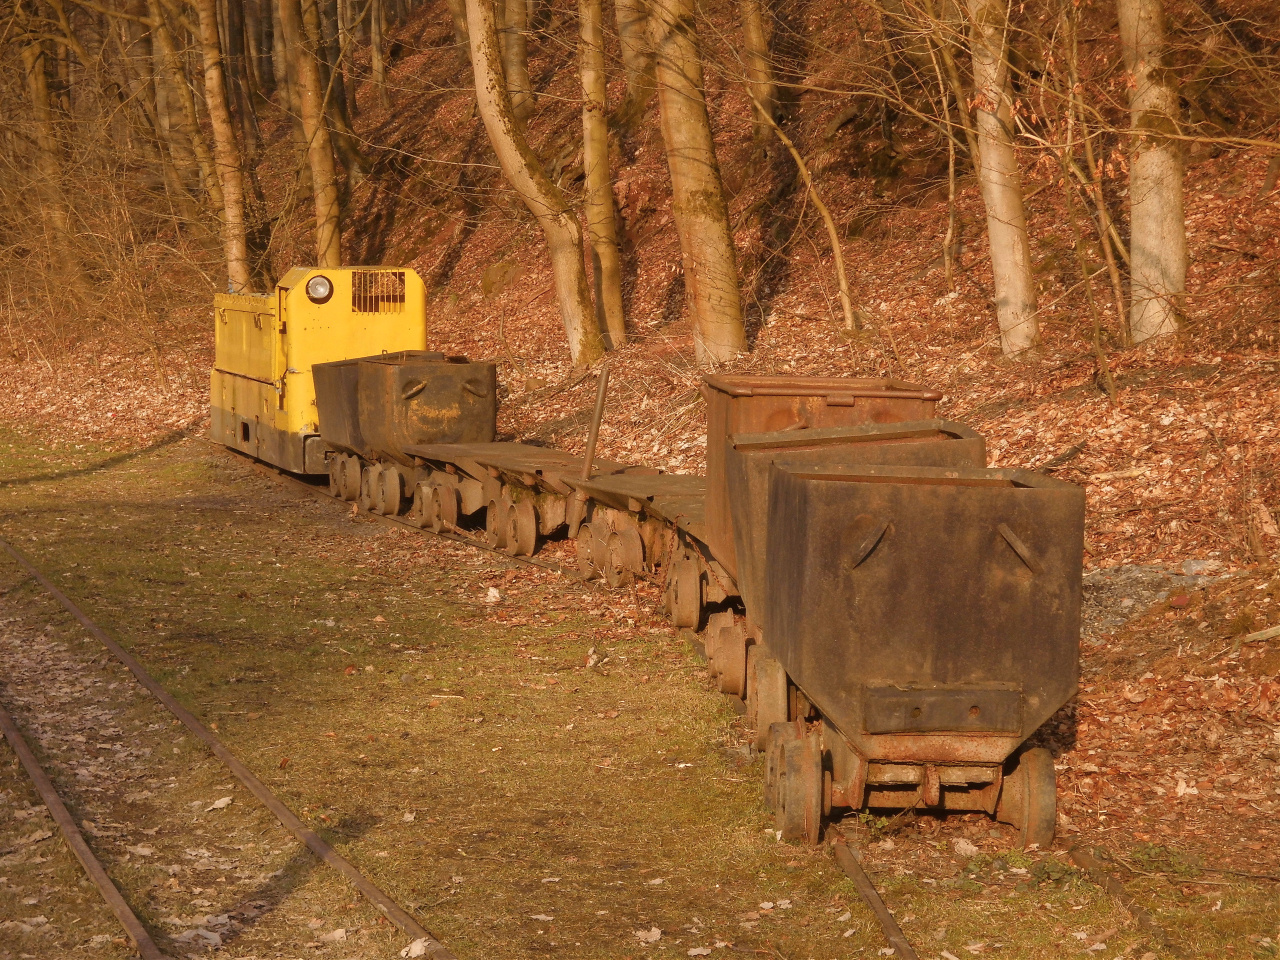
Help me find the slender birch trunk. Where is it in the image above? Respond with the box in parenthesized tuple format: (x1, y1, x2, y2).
(194, 0, 253, 292)
(501, 0, 533, 122)
(1118, 0, 1185, 342)
(580, 0, 626, 347)
(465, 0, 605, 365)
(966, 0, 1039, 357)
(280, 0, 342, 266)
(648, 0, 746, 364)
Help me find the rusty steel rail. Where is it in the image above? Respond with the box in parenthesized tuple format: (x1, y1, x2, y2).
(0, 538, 457, 960)
(833, 840, 920, 960)
(0, 700, 172, 960)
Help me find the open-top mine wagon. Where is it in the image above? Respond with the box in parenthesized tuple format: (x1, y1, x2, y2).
(211, 267, 1084, 848)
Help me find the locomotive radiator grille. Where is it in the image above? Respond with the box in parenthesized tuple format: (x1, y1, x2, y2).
(352, 270, 407, 313)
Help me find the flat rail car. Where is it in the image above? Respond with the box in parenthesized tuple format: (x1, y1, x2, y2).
(211, 267, 1084, 849)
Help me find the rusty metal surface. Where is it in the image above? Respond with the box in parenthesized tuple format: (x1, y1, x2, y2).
(701, 375, 944, 580)
(724, 419, 986, 619)
(763, 464, 1084, 767)
(358, 352, 497, 464)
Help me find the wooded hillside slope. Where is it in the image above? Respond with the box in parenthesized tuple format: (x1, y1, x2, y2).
(0, 0, 1276, 571)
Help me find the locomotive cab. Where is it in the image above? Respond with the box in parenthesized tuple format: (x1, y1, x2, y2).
(210, 267, 428, 474)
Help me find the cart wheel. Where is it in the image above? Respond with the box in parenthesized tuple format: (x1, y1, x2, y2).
(575, 522, 599, 579)
(409, 482, 430, 528)
(602, 533, 632, 587)
(776, 733, 823, 844)
(667, 558, 701, 629)
(716, 624, 748, 698)
(753, 653, 789, 750)
(340, 457, 361, 501)
(485, 496, 509, 549)
(379, 467, 403, 516)
(764, 722, 800, 812)
(507, 498, 538, 557)
(433, 483, 459, 530)
(359, 464, 380, 512)
(997, 746, 1057, 850)
(615, 524, 645, 575)
(328, 458, 342, 496)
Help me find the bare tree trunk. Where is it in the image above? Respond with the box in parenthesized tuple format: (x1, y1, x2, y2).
(966, 0, 1039, 357)
(275, 0, 313, 192)
(370, 0, 389, 107)
(614, 0, 653, 124)
(739, 0, 776, 141)
(465, 0, 605, 365)
(148, 0, 226, 214)
(280, 0, 342, 265)
(501, 0, 532, 122)
(1118, 0, 1185, 342)
(444, 0, 469, 46)
(647, 0, 746, 364)
(195, 0, 253, 291)
(308, 0, 368, 177)
(337, 0, 357, 110)
(20, 41, 75, 271)
(579, 0, 626, 348)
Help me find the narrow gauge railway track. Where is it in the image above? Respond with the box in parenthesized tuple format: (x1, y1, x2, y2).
(233, 443, 934, 959)
(0, 537, 456, 960)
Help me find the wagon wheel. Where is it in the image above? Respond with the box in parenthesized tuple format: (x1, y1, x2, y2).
(744, 645, 760, 731)
(328, 458, 342, 497)
(602, 533, 633, 587)
(615, 525, 645, 574)
(716, 625, 748, 699)
(409, 482, 431, 528)
(359, 464, 380, 513)
(340, 457, 361, 501)
(379, 467, 403, 516)
(775, 732, 823, 844)
(996, 746, 1057, 850)
(432, 483, 459, 531)
(485, 495, 510, 549)
(506, 498, 538, 557)
(763, 722, 800, 812)
(753, 652, 790, 751)
(575, 521, 599, 579)
(666, 558, 701, 629)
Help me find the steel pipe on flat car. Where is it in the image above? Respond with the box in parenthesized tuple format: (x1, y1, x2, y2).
(0, 539, 457, 960)
(833, 840, 920, 960)
(0, 702, 171, 960)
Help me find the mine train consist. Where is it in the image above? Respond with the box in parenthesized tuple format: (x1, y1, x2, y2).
(212, 267, 1085, 848)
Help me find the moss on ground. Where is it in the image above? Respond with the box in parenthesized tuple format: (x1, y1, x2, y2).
(0, 424, 1274, 958)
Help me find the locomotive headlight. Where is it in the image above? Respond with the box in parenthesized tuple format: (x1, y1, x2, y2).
(306, 274, 333, 304)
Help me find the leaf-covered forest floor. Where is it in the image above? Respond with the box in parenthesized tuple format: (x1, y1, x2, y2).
(1, 0, 1278, 953)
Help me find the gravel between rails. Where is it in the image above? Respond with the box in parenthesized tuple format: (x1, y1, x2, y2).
(0, 589, 434, 958)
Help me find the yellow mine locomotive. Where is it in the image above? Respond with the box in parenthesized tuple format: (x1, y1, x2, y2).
(210, 267, 428, 474)
(210, 268, 1084, 851)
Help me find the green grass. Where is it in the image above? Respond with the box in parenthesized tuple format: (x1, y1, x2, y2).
(0, 427, 1275, 957)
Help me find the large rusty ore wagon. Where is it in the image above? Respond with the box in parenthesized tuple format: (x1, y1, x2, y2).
(211, 266, 1085, 848)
